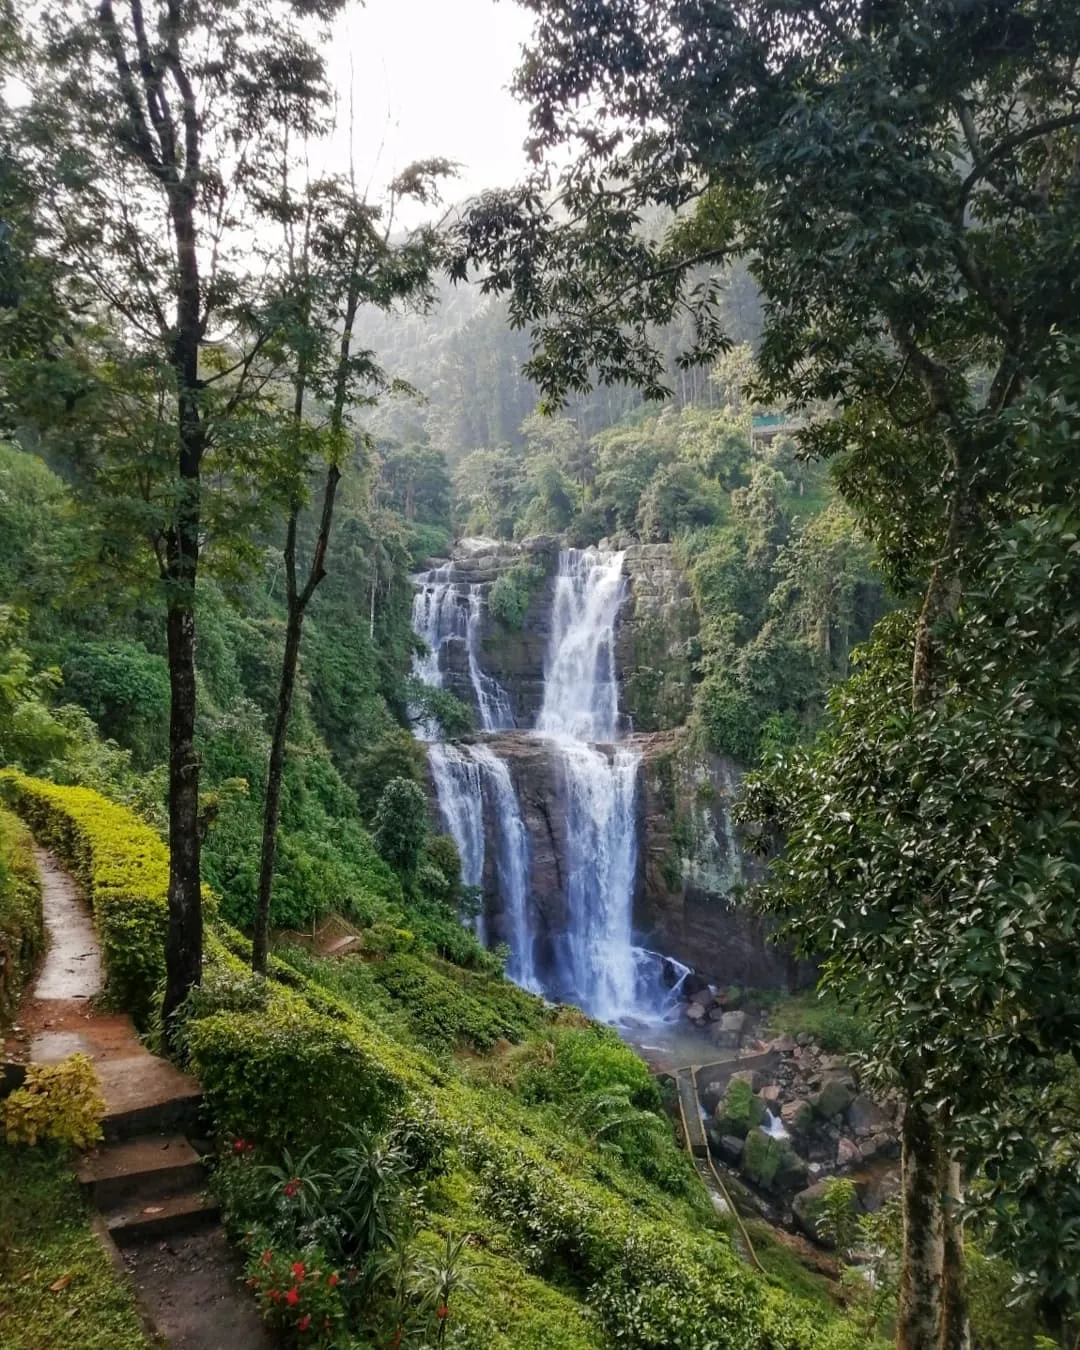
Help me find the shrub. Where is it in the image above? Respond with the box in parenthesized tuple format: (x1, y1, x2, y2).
(0, 807, 43, 1026)
(182, 960, 406, 1149)
(373, 778, 429, 879)
(488, 564, 544, 631)
(0, 769, 186, 1026)
(515, 1024, 659, 1112)
(245, 1242, 347, 1349)
(372, 953, 523, 1056)
(3, 1054, 105, 1149)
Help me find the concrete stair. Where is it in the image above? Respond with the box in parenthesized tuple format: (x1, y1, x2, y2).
(79, 1130, 218, 1246)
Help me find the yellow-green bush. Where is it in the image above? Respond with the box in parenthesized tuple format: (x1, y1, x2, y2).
(177, 934, 416, 1149)
(0, 770, 198, 1026)
(3, 1054, 105, 1149)
(0, 807, 43, 1026)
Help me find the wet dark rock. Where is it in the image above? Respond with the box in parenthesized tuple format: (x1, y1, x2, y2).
(847, 1093, 891, 1139)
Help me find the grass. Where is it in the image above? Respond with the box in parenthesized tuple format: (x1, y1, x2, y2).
(0, 1143, 155, 1350)
(761, 989, 872, 1055)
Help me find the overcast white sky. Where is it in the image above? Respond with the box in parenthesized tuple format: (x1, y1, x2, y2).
(324, 0, 536, 221)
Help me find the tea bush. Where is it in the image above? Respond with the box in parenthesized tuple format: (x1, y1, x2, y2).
(0, 807, 42, 1026)
(2, 1054, 105, 1149)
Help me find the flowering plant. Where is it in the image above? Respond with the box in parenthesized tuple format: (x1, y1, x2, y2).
(245, 1242, 346, 1348)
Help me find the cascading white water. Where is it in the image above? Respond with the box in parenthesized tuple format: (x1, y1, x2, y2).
(411, 562, 527, 969)
(413, 547, 681, 1024)
(467, 588, 515, 732)
(427, 743, 486, 893)
(470, 744, 537, 991)
(535, 548, 646, 1021)
(410, 566, 456, 704)
(537, 549, 625, 741)
(410, 567, 515, 734)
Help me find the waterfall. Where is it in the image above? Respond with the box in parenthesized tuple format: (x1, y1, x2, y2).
(537, 548, 625, 741)
(411, 566, 514, 733)
(536, 548, 645, 1021)
(411, 561, 525, 968)
(427, 743, 486, 893)
(467, 588, 515, 733)
(470, 744, 537, 991)
(412, 545, 675, 1026)
(556, 742, 640, 1020)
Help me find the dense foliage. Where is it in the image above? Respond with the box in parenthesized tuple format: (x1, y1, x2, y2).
(3, 775, 885, 1349)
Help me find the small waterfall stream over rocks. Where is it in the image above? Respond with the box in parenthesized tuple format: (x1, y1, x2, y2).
(411, 545, 687, 1023)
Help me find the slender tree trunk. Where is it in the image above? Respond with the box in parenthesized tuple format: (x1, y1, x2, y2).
(251, 584, 303, 971)
(897, 1102, 945, 1350)
(161, 191, 205, 1040)
(250, 208, 363, 971)
(939, 1160, 971, 1350)
(251, 464, 342, 973)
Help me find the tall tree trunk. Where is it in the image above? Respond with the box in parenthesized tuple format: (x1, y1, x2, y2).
(939, 1160, 971, 1350)
(897, 1103, 945, 1350)
(161, 190, 205, 1040)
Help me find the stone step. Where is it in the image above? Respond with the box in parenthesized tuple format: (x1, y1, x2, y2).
(102, 1188, 220, 1246)
(97, 1055, 203, 1141)
(78, 1133, 205, 1209)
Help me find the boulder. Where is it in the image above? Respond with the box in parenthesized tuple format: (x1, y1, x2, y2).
(729, 1067, 765, 1092)
(710, 1132, 745, 1166)
(759, 1084, 784, 1106)
(855, 1167, 902, 1214)
(686, 1002, 708, 1022)
(698, 1076, 727, 1115)
(837, 1137, 863, 1168)
(710, 1009, 748, 1048)
(781, 1099, 814, 1135)
(847, 1093, 890, 1138)
(682, 971, 712, 1000)
(792, 1180, 833, 1243)
(766, 1034, 796, 1053)
(863, 1131, 901, 1162)
(811, 1076, 856, 1120)
(741, 1127, 808, 1194)
(714, 1076, 767, 1138)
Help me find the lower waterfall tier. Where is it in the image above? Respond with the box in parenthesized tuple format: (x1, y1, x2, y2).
(427, 728, 807, 1001)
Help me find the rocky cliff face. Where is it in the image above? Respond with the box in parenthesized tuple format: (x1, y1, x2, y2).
(634, 729, 810, 990)
(616, 545, 698, 732)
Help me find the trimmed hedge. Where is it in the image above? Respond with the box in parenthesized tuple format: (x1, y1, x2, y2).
(179, 935, 409, 1147)
(0, 770, 174, 1027)
(0, 807, 43, 1027)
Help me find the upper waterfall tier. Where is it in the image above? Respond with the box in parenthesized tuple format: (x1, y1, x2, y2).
(410, 565, 515, 734)
(536, 548, 627, 742)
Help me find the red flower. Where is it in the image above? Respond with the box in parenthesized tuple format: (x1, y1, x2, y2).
(291, 1261, 305, 1280)
(297, 1314, 311, 1332)
(326, 1273, 339, 1288)
(260, 1249, 273, 1266)
(233, 1139, 246, 1153)
(267, 1289, 280, 1303)
(286, 1287, 300, 1307)
(437, 1304, 448, 1319)
(283, 1178, 301, 1198)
